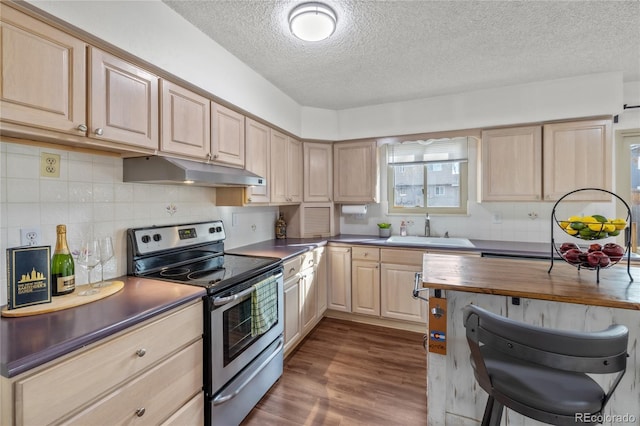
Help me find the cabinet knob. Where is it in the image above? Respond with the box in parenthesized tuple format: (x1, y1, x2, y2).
(135, 348, 147, 357)
(213, 153, 219, 159)
(95, 128, 104, 136)
(247, 198, 252, 203)
(135, 408, 146, 417)
(363, 252, 368, 257)
(77, 124, 87, 132)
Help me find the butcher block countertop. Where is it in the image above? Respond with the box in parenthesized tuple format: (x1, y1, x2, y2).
(422, 254, 640, 311)
(0, 276, 205, 378)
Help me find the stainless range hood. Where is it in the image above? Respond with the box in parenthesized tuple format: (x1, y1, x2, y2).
(123, 156, 266, 187)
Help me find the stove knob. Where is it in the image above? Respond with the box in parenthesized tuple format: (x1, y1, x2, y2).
(209, 227, 215, 233)
(141, 235, 151, 244)
(216, 226, 222, 233)
(153, 234, 162, 242)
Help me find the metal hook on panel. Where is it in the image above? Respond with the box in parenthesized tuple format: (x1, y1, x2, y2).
(412, 272, 429, 302)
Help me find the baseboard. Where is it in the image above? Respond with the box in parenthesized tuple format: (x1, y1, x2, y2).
(323, 310, 427, 333)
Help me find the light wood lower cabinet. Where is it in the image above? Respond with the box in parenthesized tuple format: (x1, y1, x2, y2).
(351, 247, 381, 316)
(283, 248, 327, 356)
(327, 246, 352, 312)
(4, 300, 203, 426)
(380, 249, 427, 323)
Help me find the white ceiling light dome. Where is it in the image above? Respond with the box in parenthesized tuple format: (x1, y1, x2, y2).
(289, 2, 337, 42)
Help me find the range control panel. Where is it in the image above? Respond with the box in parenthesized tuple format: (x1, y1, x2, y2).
(131, 221, 226, 255)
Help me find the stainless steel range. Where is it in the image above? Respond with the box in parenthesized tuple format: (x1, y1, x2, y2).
(127, 220, 284, 426)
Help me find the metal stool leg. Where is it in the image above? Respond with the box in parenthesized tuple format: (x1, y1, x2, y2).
(481, 395, 504, 426)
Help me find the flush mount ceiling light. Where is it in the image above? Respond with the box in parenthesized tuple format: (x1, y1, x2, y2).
(289, 2, 337, 42)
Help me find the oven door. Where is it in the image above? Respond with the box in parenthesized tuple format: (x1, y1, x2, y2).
(207, 266, 284, 396)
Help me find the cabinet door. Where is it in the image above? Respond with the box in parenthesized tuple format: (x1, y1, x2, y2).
(287, 137, 304, 203)
(380, 263, 427, 323)
(304, 142, 333, 202)
(327, 246, 351, 312)
(300, 267, 318, 335)
(0, 4, 86, 135)
(315, 247, 328, 317)
(244, 118, 270, 204)
(211, 102, 245, 167)
(351, 260, 380, 316)
(480, 126, 542, 201)
(270, 129, 289, 203)
(543, 119, 612, 201)
(334, 140, 379, 203)
(160, 80, 210, 158)
(283, 275, 301, 355)
(89, 47, 159, 150)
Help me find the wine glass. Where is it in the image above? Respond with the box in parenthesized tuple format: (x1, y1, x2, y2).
(96, 236, 114, 287)
(76, 239, 101, 296)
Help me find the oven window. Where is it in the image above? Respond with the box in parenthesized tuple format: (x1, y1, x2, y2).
(223, 297, 279, 366)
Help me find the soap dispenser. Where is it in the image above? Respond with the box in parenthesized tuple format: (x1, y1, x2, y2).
(400, 221, 407, 236)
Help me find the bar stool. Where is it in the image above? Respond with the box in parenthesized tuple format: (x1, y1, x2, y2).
(463, 304, 628, 426)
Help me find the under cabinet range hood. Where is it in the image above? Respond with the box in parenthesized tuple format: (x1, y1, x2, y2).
(123, 156, 266, 187)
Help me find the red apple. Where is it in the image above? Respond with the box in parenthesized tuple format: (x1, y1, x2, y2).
(602, 243, 625, 262)
(588, 243, 602, 253)
(563, 248, 583, 265)
(560, 242, 579, 253)
(587, 251, 610, 268)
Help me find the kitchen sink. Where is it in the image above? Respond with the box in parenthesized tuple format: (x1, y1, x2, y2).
(386, 235, 475, 248)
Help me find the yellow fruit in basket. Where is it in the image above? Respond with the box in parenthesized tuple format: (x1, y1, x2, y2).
(581, 216, 598, 224)
(587, 222, 605, 232)
(559, 220, 570, 228)
(603, 223, 616, 233)
(564, 227, 578, 235)
(568, 215, 582, 222)
(612, 218, 627, 230)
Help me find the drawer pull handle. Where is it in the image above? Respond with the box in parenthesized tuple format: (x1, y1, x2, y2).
(136, 348, 147, 357)
(135, 408, 146, 417)
(289, 268, 296, 273)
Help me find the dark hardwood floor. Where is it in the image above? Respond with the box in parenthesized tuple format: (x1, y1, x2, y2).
(242, 318, 427, 426)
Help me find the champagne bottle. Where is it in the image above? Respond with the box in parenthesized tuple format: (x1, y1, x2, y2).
(51, 224, 75, 296)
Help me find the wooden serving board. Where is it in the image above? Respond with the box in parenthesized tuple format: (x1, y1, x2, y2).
(1, 281, 124, 317)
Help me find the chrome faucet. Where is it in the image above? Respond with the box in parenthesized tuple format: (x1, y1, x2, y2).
(424, 213, 431, 237)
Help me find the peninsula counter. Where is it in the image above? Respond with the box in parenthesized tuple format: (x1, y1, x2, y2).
(421, 254, 640, 425)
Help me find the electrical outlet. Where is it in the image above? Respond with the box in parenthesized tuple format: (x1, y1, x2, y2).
(40, 152, 61, 178)
(21, 227, 41, 246)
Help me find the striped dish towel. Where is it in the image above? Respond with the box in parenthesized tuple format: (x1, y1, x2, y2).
(251, 275, 279, 336)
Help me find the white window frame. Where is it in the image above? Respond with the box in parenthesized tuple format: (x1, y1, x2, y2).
(386, 136, 470, 215)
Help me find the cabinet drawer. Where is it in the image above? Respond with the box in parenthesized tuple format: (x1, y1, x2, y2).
(64, 340, 203, 425)
(352, 246, 380, 261)
(15, 301, 202, 426)
(381, 249, 424, 266)
(284, 257, 302, 280)
(161, 392, 204, 426)
(300, 251, 316, 271)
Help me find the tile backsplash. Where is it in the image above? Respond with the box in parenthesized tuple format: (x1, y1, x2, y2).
(0, 141, 277, 306)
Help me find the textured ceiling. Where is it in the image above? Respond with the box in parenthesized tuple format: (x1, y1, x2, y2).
(163, 0, 640, 110)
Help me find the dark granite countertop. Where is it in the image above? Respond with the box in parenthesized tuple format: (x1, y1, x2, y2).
(228, 234, 555, 259)
(229, 234, 639, 263)
(1, 276, 205, 378)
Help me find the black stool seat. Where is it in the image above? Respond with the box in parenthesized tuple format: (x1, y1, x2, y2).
(463, 305, 628, 426)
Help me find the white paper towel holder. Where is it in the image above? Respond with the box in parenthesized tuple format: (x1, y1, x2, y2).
(341, 204, 368, 215)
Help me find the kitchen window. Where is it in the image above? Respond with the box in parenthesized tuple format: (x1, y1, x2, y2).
(387, 137, 469, 214)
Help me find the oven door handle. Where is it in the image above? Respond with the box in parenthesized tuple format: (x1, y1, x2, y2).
(213, 272, 284, 307)
(212, 336, 284, 406)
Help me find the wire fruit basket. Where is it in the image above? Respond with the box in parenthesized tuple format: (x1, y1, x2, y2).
(548, 188, 633, 283)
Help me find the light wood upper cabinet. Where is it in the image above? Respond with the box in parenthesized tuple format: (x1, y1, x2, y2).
(480, 126, 542, 201)
(304, 142, 333, 202)
(334, 140, 379, 203)
(89, 47, 159, 150)
(270, 130, 303, 204)
(244, 118, 271, 204)
(0, 4, 87, 136)
(543, 119, 612, 201)
(160, 80, 211, 158)
(211, 102, 245, 167)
